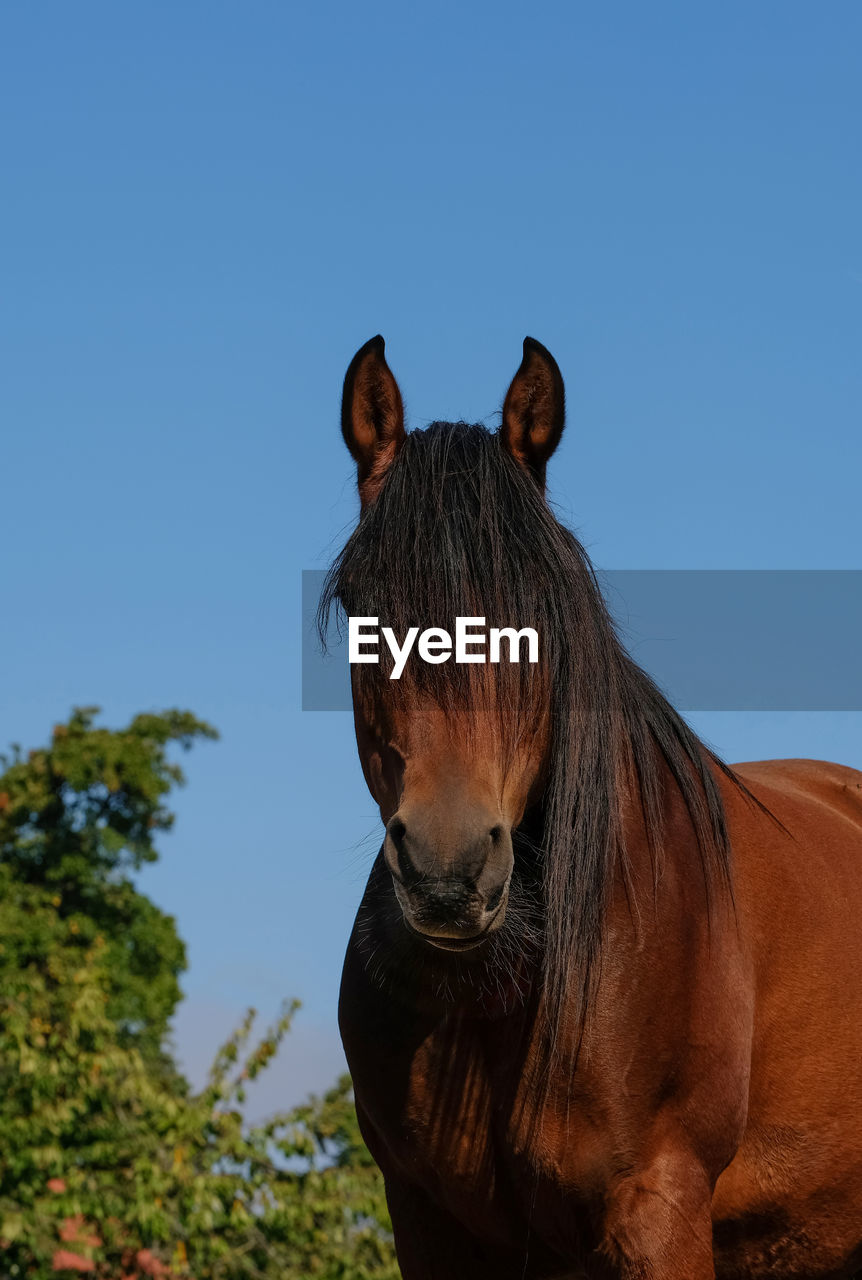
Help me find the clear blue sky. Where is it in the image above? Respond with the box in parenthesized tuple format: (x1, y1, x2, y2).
(2, 2, 860, 1109)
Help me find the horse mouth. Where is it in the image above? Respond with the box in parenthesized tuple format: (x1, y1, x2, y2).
(423, 933, 488, 952)
(401, 902, 505, 952)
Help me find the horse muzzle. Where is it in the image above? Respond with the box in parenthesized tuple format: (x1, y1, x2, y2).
(385, 812, 513, 949)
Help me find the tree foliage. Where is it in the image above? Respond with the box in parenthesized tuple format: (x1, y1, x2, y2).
(0, 708, 216, 1066)
(0, 710, 398, 1280)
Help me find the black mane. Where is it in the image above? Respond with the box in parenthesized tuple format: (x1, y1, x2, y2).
(321, 422, 734, 1034)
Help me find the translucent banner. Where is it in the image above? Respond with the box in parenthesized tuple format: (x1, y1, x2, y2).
(301, 570, 862, 712)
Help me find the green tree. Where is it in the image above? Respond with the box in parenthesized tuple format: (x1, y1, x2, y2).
(0, 882, 396, 1278)
(0, 708, 217, 1067)
(0, 710, 398, 1280)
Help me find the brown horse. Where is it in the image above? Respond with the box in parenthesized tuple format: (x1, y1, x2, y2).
(324, 335, 862, 1279)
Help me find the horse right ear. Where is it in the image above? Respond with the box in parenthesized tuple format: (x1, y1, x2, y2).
(341, 335, 406, 506)
(501, 337, 565, 487)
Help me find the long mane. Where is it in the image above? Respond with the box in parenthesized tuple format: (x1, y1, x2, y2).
(321, 422, 735, 1035)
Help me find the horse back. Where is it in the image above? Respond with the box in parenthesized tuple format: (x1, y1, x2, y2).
(733, 756, 862, 833)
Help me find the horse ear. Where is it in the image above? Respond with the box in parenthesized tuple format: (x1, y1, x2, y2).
(341, 335, 406, 505)
(501, 337, 565, 485)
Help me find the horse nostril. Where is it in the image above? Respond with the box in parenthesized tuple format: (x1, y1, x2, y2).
(489, 825, 504, 844)
(386, 818, 419, 887)
(388, 818, 407, 849)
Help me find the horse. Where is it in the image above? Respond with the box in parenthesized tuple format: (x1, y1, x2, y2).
(323, 335, 862, 1279)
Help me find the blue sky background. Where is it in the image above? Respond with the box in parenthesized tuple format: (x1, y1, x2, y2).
(2, 2, 860, 1110)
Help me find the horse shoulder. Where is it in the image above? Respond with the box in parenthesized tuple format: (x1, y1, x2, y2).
(710, 759, 862, 1274)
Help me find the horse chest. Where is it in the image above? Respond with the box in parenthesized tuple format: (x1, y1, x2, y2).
(395, 1024, 608, 1259)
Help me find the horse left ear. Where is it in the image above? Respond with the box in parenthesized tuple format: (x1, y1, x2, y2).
(342, 335, 406, 506)
(501, 337, 565, 486)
